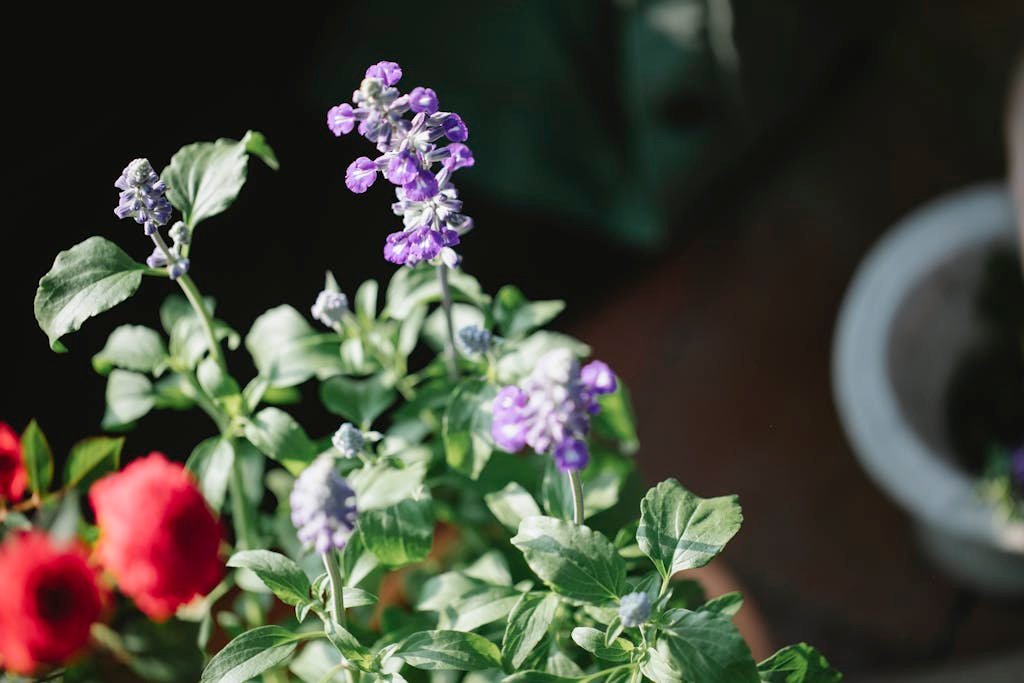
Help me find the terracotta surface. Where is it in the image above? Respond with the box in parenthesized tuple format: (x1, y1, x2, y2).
(571, 3, 1024, 677)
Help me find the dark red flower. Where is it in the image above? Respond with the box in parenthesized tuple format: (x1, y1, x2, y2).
(0, 422, 27, 502)
(89, 453, 223, 620)
(0, 532, 104, 674)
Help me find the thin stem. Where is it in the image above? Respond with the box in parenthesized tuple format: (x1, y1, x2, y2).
(177, 273, 227, 372)
(228, 455, 256, 550)
(323, 550, 347, 628)
(568, 470, 585, 525)
(437, 266, 458, 381)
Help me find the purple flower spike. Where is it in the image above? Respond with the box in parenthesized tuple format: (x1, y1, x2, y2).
(402, 167, 440, 201)
(582, 360, 617, 395)
(365, 61, 402, 86)
(409, 87, 439, 114)
(443, 143, 475, 171)
(491, 386, 529, 452)
(328, 103, 356, 136)
(291, 456, 359, 554)
(385, 150, 421, 185)
(442, 113, 469, 142)
(345, 156, 379, 193)
(114, 158, 173, 232)
(554, 438, 590, 472)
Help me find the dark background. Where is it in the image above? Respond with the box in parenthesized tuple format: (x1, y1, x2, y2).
(6, 2, 1024, 679)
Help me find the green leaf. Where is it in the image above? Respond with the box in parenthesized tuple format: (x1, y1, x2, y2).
(502, 673, 578, 683)
(502, 592, 559, 671)
(162, 131, 275, 229)
(246, 305, 342, 388)
(348, 461, 427, 511)
(186, 437, 235, 511)
(591, 383, 639, 455)
(63, 436, 123, 491)
(570, 627, 633, 663)
(102, 370, 155, 430)
(21, 420, 53, 495)
(168, 310, 240, 369)
(355, 279, 379, 325)
(644, 609, 759, 683)
(541, 455, 623, 522)
(228, 550, 311, 607)
(495, 332, 590, 383)
(395, 630, 501, 671)
(637, 479, 743, 579)
(197, 357, 241, 401)
(319, 373, 397, 429)
(757, 644, 842, 683)
(423, 303, 485, 352)
(511, 516, 626, 604)
(200, 626, 313, 683)
(325, 623, 373, 670)
(92, 325, 169, 376)
(442, 379, 497, 479)
(485, 482, 543, 532)
(384, 264, 489, 320)
(34, 236, 148, 351)
(342, 586, 378, 608)
(360, 497, 434, 567)
(242, 130, 280, 170)
(492, 285, 566, 340)
(699, 592, 743, 617)
(243, 408, 317, 475)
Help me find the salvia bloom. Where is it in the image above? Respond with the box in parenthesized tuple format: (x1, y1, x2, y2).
(332, 423, 364, 458)
(0, 422, 27, 502)
(113, 159, 172, 235)
(311, 290, 349, 328)
(328, 60, 475, 267)
(491, 349, 617, 472)
(458, 325, 492, 355)
(618, 591, 652, 627)
(90, 453, 223, 620)
(291, 456, 358, 553)
(0, 532, 104, 674)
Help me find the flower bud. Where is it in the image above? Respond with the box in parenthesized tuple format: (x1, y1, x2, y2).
(618, 591, 652, 627)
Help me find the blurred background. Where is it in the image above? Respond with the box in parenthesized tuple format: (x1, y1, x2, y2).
(6, 2, 1024, 680)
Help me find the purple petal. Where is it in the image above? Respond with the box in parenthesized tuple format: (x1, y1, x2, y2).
(327, 103, 356, 136)
(345, 156, 379, 193)
(581, 360, 617, 395)
(443, 143, 475, 171)
(409, 87, 439, 115)
(385, 150, 420, 185)
(442, 113, 469, 142)
(553, 438, 590, 472)
(402, 168, 439, 201)
(365, 61, 402, 86)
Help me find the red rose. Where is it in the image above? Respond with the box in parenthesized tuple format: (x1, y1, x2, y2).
(89, 453, 223, 620)
(0, 422, 27, 501)
(0, 531, 104, 674)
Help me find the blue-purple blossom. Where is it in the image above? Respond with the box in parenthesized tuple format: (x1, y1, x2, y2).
(311, 290, 349, 328)
(458, 325, 492, 355)
(146, 248, 168, 269)
(168, 259, 190, 280)
(332, 423, 364, 458)
(490, 349, 617, 471)
(1011, 446, 1024, 491)
(619, 592, 651, 627)
(114, 159, 173, 235)
(327, 61, 476, 267)
(290, 456, 358, 554)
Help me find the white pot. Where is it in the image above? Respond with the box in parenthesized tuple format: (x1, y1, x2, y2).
(833, 182, 1024, 594)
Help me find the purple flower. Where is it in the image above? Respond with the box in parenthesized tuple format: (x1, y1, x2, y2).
(328, 103, 356, 136)
(442, 113, 469, 142)
(582, 360, 617, 395)
(443, 143, 475, 171)
(114, 158, 173, 234)
(554, 438, 589, 472)
(490, 349, 617, 471)
(365, 61, 402, 86)
(168, 258, 190, 280)
(146, 248, 168, 269)
(402, 167, 440, 201)
(409, 87, 439, 115)
(385, 150, 421, 185)
(383, 226, 446, 266)
(346, 157, 379, 193)
(1011, 446, 1024, 491)
(291, 456, 359, 554)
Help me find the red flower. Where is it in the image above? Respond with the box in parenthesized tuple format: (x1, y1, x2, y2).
(0, 422, 27, 502)
(0, 532, 104, 674)
(89, 453, 223, 620)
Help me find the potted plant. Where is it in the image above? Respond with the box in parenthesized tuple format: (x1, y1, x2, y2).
(1, 62, 839, 682)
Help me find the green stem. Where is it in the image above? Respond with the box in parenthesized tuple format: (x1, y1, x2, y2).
(228, 454, 256, 550)
(323, 550, 346, 628)
(437, 266, 458, 381)
(177, 273, 227, 372)
(568, 470, 585, 525)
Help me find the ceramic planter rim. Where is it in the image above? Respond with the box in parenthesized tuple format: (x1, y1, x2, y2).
(832, 181, 1024, 554)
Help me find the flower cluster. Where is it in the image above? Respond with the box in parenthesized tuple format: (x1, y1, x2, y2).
(458, 324, 492, 355)
(114, 159, 191, 280)
(491, 349, 617, 471)
(90, 453, 223, 620)
(328, 61, 474, 268)
(290, 456, 359, 553)
(0, 421, 26, 502)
